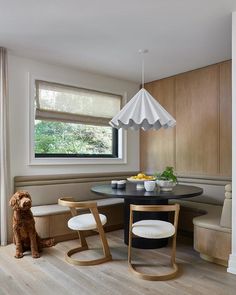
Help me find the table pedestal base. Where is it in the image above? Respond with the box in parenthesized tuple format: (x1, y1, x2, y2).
(124, 198, 169, 249)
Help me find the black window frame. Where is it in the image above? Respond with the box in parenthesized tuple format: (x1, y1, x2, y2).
(35, 126, 118, 158)
(34, 80, 121, 159)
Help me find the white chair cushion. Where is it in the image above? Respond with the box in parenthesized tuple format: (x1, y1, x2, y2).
(132, 220, 175, 239)
(68, 213, 107, 231)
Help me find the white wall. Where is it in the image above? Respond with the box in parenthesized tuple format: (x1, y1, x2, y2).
(8, 54, 140, 181)
(228, 11, 236, 275)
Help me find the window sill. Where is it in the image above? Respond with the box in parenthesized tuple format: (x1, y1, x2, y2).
(29, 157, 127, 166)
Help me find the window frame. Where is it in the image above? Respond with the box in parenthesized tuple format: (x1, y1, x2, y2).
(29, 73, 127, 166)
(35, 127, 119, 158)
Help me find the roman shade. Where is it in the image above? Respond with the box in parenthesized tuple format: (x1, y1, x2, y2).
(35, 80, 122, 126)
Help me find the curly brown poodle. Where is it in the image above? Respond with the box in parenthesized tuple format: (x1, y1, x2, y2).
(9, 191, 55, 259)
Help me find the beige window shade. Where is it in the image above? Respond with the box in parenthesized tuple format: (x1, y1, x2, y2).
(35, 80, 122, 125)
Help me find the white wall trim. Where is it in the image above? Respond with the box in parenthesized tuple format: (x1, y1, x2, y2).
(228, 11, 236, 275)
(228, 254, 236, 274)
(28, 72, 128, 166)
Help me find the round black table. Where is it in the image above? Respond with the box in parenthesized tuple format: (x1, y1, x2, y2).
(91, 184, 203, 249)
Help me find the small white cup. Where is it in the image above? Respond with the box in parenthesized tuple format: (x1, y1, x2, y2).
(144, 181, 156, 192)
(117, 180, 126, 189)
(111, 180, 118, 189)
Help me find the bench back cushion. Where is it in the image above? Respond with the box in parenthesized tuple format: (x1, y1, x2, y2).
(14, 173, 230, 206)
(14, 172, 136, 206)
(179, 176, 230, 205)
(16, 181, 108, 206)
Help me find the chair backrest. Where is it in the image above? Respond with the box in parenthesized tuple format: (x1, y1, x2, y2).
(130, 204, 180, 230)
(58, 197, 98, 217)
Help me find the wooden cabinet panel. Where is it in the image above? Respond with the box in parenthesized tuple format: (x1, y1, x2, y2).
(140, 77, 175, 173)
(219, 61, 232, 176)
(140, 61, 232, 177)
(175, 65, 219, 175)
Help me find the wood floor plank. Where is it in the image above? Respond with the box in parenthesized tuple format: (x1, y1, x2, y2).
(0, 230, 235, 295)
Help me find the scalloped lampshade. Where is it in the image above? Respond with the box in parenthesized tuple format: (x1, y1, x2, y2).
(109, 88, 176, 131)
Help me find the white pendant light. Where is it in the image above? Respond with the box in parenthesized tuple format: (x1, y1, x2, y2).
(109, 50, 176, 131)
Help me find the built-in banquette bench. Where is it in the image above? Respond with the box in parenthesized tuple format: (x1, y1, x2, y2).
(169, 176, 232, 266)
(14, 172, 137, 243)
(14, 173, 232, 266)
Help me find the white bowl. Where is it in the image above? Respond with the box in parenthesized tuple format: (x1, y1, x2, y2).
(156, 180, 176, 191)
(144, 181, 156, 192)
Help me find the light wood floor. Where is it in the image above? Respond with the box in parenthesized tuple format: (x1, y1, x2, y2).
(0, 230, 235, 295)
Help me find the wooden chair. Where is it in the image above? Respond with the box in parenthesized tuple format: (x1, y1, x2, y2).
(128, 204, 180, 280)
(58, 197, 112, 266)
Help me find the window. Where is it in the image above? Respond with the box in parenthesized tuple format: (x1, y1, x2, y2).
(34, 80, 121, 158)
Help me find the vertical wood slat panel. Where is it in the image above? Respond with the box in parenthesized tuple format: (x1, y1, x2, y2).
(219, 61, 232, 176)
(140, 61, 232, 177)
(175, 65, 219, 175)
(140, 77, 175, 173)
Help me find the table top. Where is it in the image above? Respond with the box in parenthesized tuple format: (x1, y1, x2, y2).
(91, 183, 203, 201)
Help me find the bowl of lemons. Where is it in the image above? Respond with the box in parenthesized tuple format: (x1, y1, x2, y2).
(127, 173, 156, 190)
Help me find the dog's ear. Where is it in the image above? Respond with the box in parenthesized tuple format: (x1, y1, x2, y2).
(25, 192, 32, 200)
(9, 195, 17, 207)
(9, 192, 20, 208)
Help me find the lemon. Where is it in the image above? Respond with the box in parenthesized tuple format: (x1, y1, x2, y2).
(138, 173, 146, 178)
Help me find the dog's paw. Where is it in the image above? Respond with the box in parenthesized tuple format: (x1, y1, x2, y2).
(41, 238, 55, 248)
(32, 252, 40, 259)
(15, 252, 23, 259)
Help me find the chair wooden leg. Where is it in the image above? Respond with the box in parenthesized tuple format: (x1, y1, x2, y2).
(77, 230, 88, 249)
(97, 223, 112, 260)
(128, 260, 178, 281)
(65, 233, 112, 266)
(128, 235, 178, 281)
(65, 212, 112, 266)
(92, 207, 112, 261)
(66, 245, 112, 266)
(171, 234, 177, 265)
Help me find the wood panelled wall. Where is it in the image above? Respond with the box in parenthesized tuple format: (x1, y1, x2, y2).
(140, 61, 232, 177)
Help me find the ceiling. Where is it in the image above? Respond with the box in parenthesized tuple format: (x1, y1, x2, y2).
(0, 0, 236, 83)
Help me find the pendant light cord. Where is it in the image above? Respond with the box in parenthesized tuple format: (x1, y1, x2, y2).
(142, 58, 144, 88)
(139, 49, 148, 89)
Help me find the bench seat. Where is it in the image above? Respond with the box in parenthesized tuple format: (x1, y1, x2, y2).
(32, 198, 124, 243)
(169, 199, 231, 266)
(13, 172, 139, 244)
(32, 198, 124, 217)
(14, 173, 231, 266)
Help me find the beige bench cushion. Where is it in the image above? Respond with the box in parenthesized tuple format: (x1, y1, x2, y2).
(225, 184, 232, 192)
(32, 198, 124, 217)
(17, 181, 111, 206)
(225, 192, 232, 199)
(169, 199, 231, 233)
(178, 182, 225, 205)
(220, 199, 232, 228)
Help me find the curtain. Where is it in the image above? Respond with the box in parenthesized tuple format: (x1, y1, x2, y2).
(0, 47, 9, 245)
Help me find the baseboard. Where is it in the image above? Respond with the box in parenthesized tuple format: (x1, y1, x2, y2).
(200, 253, 228, 267)
(227, 254, 236, 274)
